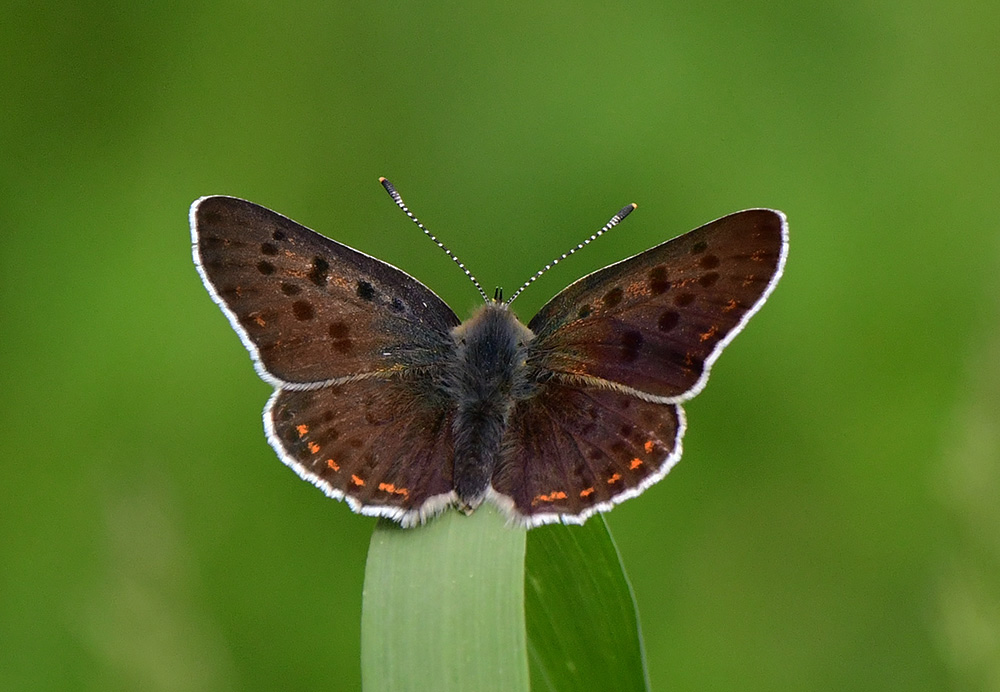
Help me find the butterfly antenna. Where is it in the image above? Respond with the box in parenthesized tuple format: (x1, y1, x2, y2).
(380, 178, 490, 303)
(505, 202, 637, 306)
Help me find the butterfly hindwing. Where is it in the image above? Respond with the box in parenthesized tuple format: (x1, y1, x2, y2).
(491, 381, 684, 523)
(191, 196, 460, 385)
(526, 209, 787, 400)
(267, 377, 457, 526)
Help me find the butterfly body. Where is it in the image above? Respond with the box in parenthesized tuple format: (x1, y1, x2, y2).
(191, 191, 787, 528)
(448, 303, 536, 512)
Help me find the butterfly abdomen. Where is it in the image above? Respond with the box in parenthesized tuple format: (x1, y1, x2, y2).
(449, 303, 535, 511)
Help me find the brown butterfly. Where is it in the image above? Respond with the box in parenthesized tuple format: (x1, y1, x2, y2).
(191, 179, 787, 527)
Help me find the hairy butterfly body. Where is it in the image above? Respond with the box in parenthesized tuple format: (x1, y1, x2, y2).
(191, 183, 787, 527)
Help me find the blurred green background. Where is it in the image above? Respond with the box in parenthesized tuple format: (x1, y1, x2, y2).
(2, 1, 998, 690)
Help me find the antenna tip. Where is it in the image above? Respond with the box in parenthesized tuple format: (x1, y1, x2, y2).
(378, 176, 387, 183)
(630, 202, 638, 210)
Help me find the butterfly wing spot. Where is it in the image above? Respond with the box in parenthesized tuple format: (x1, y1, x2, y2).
(326, 458, 340, 471)
(307, 441, 320, 454)
(629, 458, 643, 470)
(251, 313, 266, 327)
(644, 439, 654, 454)
(256, 260, 276, 275)
(579, 487, 596, 497)
(351, 474, 365, 487)
(307, 256, 330, 286)
(602, 287, 624, 308)
(271, 229, 287, 241)
(328, 321, 353, 353)
(260, 242, 279, 256)
(690, 240, 708, 254)
(699, 325, 719, 342)
(607, 473, 623, 484)
(657, 310, 680, 332)
(356, 280, 376, 301)
(699, 254, 720, 269)
(648, 265, 671, 294)
(577, 304, 592, 320)
(698, 272, 720, 288)
(673, 292, 695, 307)
(296, 424, 309, 438)
(742, 274, 758, 287)
(378, 482, 410, 499)
(723, 298, 738, 312)
(279, 282, 301, 296)
(531, 490, 568, 506)
(291, 300, 315, 321)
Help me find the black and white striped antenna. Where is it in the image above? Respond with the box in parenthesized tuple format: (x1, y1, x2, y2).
(503, 201, 637, 306)
(380, 178, 489, 303)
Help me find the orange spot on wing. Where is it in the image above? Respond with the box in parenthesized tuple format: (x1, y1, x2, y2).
(252, 313, 265, 327)
(378, 482, 410, 499)
(531, 490, 568, 505)
(700, 325, 718, 342)
(723, 298, 739, 312)
(296, 424, 309, 437)
(629, 458, 643, 470)
(644, 440, 654, 454)
(307, 441, 320, 454)
(580, 487, 595, 497)
(607, 473, 622, 484)
(326, 458, 340, 471)
(351, 474, 365, 486)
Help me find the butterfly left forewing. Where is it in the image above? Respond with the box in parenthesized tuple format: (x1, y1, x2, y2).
(526, 209, 787, 401)
(192, 195, 459, 385)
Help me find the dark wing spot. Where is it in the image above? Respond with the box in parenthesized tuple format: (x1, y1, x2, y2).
(308, 257, 330, 286)
(357, 280, 376, 301)
(691, 240, 708, 254)
(329, 321, 350, 339)
(674, 292, 695, 307)
(649, 266, 671, 294)
(577, 304, 592, 320)
(329, 321, 352, 353)
(619, 423, 634, 437)
(658, 310, 679, 332)
(699, 272, 719, 288)
(603, 287, 624, 309)
(260, 242, 278, 256)
(390, 298, 406, 312)
(292, 300, 315, 320)
(272, 229, 287, 241)
(257, 260, 275, 275)
(280, 282, 301, 296)
(621, 330, 643, 362)
(700, 254, 720, 269)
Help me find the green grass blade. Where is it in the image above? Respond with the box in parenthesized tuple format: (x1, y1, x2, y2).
(525, 516, 650, 692)
(361, 504, 529, 692)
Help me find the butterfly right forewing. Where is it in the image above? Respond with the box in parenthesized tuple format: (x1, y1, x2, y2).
(526, 209, 787, 401)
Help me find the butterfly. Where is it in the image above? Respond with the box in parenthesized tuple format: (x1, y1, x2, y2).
(190, 179, 787, 528)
